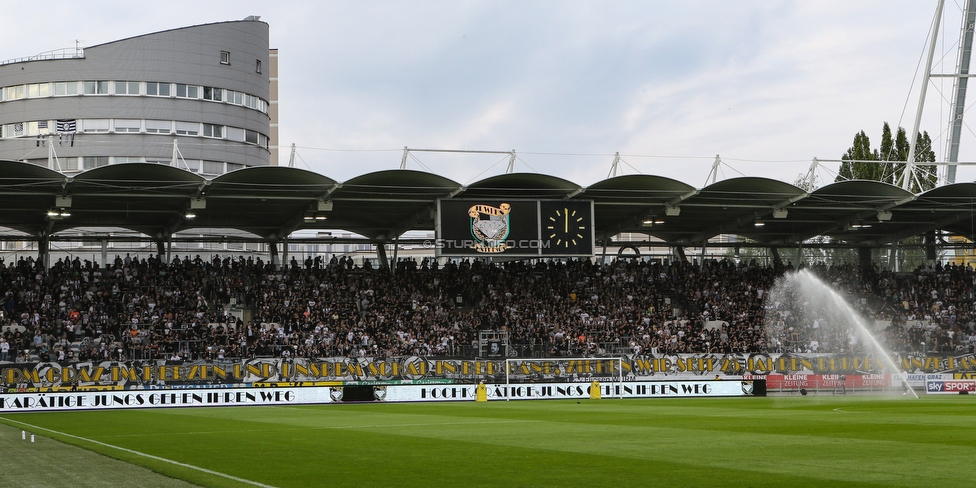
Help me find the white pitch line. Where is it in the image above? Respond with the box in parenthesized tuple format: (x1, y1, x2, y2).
(832, 408, 870, 413)
(0, 416, 276, 488)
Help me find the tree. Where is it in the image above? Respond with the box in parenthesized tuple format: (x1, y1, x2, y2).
(834, 124, 943, 270)
(837, 130, 881, 182)
(836, 123, 937, 192)
(907, 130, 937, 192)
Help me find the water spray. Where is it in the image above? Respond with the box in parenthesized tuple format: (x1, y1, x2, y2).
(766, 269, 918, 399)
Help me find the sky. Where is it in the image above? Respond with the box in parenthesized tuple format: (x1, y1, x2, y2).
(3, 0, 973, 189)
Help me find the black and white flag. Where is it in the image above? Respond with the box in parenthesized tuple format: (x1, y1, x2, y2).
(56, 119, 76, 133)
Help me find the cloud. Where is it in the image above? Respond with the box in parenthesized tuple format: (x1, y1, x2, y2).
(3, 0, 968, 186)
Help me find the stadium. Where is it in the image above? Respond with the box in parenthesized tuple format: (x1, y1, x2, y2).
(2, 11, 976, 488)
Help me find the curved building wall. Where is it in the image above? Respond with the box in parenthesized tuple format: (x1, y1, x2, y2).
(0, 19, 271, 174)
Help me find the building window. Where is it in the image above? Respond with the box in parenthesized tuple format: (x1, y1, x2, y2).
(82, 156, 109, 169)
(227, 162, 245, 172)
(114, 156, 142, 164)
(175, 121, 199, 136)
(27, 83, 50, 98)
(28, 121, 51, 135)
(4, 123, 25, 137)
(114, 81, 140, 95)
(203, 124, 223, 138)
(220, 51, 230, 65)
(83, 81, 109, 95)
(6, 85, 26, 100)
(82, 119, 110, 133)
(256, 59, 262, 73)
(202, 161, 224, 174)
(113, 119, 141, 133)
(244, 130, 259, 144)
(146, 82, 171, 96)
(225, 127, 245, 142)
(203, 86, 222, 101)
(54, 82, 79, 96)
(175, 84, 199, 99)
(145, 120, 172, 134)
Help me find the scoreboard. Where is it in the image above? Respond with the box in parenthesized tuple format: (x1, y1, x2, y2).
(436, 199, 594, 257)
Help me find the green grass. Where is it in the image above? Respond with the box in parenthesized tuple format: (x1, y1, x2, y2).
(1, 395, 975, 487)
(0, 421, 199, 488)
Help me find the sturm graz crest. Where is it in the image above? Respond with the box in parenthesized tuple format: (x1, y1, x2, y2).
(330, 387, 344, 402)
(741, 381, 754, 395)
(468, 203, 511, 253)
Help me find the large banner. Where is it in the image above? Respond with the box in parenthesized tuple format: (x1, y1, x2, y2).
(0, 387, 337, 412)
(3, 353, 976, 390)
(381, 380, 753, 402)
(0, 380, 754, 412)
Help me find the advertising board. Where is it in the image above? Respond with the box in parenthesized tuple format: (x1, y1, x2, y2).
(752, 374, 892, 391)
(0, 387, 336, 412)
(925, 379, 976, 394)
(0, 380, 756, 412)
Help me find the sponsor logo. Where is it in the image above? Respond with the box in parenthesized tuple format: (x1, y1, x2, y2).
(944, 381, 976, 392)
(329, 387, 343, 402)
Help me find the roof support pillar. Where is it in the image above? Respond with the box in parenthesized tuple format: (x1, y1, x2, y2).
(673, 246, 686, 263)
(282, 237, 290, 269)
(155, 238, 166, 260)
(769, 247, 781, 265)
(858, 247, 873, 268)
(391, 237, 399, 274)
(600, 233, 610, 265)
(375, 241, 389, 270)
(925, 231, 938, 264)
(101, 240, 108, 269)
(37, 235, 50, 269)
(269, 240, 279, 268)
(888, 242, 900, 272)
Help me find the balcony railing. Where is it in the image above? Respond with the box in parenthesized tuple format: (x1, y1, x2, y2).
(1, 47, 85, 66)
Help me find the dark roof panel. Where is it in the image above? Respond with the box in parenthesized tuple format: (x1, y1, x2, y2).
(461, 173, 581, 199)
(2, 159, 976, 245)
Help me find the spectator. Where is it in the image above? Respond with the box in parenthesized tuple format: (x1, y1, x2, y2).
(1, 253, 974, 363)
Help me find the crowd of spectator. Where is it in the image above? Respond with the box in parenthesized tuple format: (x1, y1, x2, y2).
(2, 252, 976, 364)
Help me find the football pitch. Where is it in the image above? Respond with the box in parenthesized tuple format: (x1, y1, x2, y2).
(1, 395, 974, 487)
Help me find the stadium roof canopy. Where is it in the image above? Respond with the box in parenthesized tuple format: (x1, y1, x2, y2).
(2, 159, 976, 248)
